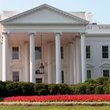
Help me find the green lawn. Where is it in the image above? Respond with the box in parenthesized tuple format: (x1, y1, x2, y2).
(0, 106, 110, 110)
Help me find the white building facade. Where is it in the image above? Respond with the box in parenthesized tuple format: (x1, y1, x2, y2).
(0, 4, 110, 84)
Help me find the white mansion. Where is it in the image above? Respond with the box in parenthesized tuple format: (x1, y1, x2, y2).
(0, 4, 110, 84)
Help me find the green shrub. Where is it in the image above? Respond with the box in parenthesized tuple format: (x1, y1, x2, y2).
(18, 82, 34, 96)
(84, 79, 96, 84)
(0, 84, 5, 97)
(6, 82, 21, 96)
(57, 83, 71, 95)
(103, 85, 109, 94)
(96, 77, 109, 85)
(69, 85, 75, 94)
(0, 76, 109, 97)
(4, 80, 13, 85)
(38, 89, 49, 95)
(48, 84, 59, 95)
(34, 83, 49, 95)
(86, 84, 96, 94)
(95, 85, 104, 94)
(0, 81, 5, 86)
(107, 78, 110, 83)
(74, 83, 86, 94)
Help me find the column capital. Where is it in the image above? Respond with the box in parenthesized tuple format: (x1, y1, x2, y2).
(54, 32, 62, 36)
(80, 32, 88, 36)
(2, 32, 9, 35)
(28, 32, 36, 36)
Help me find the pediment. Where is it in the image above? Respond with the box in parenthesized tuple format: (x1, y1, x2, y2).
(0, 4, 88, 25)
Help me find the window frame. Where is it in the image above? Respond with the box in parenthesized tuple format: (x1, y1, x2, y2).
(103, 70, 109, 77)
(35, 46, 41, 59)
(12, 71, 19, 82)
(62, 71, 64, 83)
(102, 46, 109, 59)
(86, 45, 91, 59)
(61, 46, 64, 59)
(36, 78, 42, 83)
(87, 70, 91, 79)
(12, 47, 19, 60)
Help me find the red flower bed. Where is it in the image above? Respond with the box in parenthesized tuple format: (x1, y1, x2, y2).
(4, 95, 110, 102)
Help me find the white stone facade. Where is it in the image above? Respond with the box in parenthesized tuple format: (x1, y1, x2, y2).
(0, 4, 110, 84)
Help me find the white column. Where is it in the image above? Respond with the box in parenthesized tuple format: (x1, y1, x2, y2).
(48, 42, 53, 83)
(81, 33, 87, 82)
(29, 33, 35, 83)
(2, 32, 8, 81)
(24, 42, 29, 82)
(55, 33, 62, 84)
(73, 40, 77, 84)
(76, 37, 81, 83)
(69, 42, 74, 84)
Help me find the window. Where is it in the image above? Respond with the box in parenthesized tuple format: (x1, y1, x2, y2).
(35, 47, 41, 59)
(87, 70, 91, 79)
(102, 46, 109, 58)
(62, 71, 64, 83)
(36, 78, 42, 83)
(103, 70, 109, 77)
(86, 46, 91, 59)
(13, 72, 19, 81)
(61, 47, 64, 59)
(36, 70, 40, 74)
(12, 47, 19, 59)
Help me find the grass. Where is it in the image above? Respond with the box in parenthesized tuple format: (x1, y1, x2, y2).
(0, 106, 110, 110)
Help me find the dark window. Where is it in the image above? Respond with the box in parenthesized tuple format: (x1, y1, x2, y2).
(102, 46, 109, 58)
(36, 78, 42, 83)
(87, 70, 91, 79)
(103, 70, 109, 77)
(61, 47, 64, 59)
(13, 72, 19, 81)
(35, 47, 41, 59)
(62, 71, 64, 83)
(86, 46, 90, 59)
(36, 70, 40, 74)
(12, 47, 19, 59)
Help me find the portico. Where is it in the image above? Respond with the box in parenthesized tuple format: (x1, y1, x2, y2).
(0, 4, 89, 84)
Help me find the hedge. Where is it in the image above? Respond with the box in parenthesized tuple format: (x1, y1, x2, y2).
(0, 77, 110, 97)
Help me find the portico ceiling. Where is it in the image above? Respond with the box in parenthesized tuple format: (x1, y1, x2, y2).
(9, 32, 80, 43)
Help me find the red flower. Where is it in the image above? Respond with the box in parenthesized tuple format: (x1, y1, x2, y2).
(4, 94, 110, 102)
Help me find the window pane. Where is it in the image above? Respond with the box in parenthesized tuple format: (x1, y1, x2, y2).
(102, 46, 109, 58)
(62, 71, 64, 83)
(35, 47, 41, 59)
(36, 78, 42, 83)
(12, 47, 19, 59)
(86, 46, 90, 59)
(13, 72, 19, 81)
(61, 47, 64, 59)
(36, 70, 40, 74)
(103, 70, 109, 77)
(87, 70, 91, 79)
